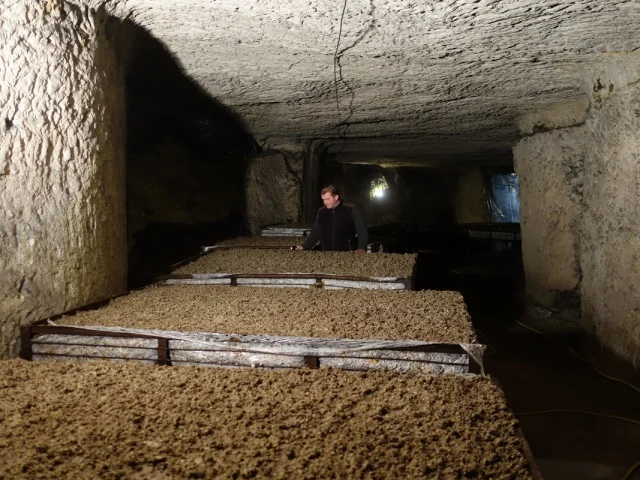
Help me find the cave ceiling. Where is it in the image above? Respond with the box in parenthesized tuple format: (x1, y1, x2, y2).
(101, 0, 640, 165)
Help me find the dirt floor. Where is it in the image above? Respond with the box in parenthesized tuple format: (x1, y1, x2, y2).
(414, 247, 640, 480)
(0, 360, 532, 480)
(219, 237, 300, 247)
(56, 285, 476, 344)
(173, 250, 416, 278)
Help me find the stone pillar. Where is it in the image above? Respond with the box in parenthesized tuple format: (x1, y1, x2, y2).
(577, 82, 640, 368)
(0, 1, 127, 358)
(454, 167, 489, 224)
(514, 132, 583, 307)
(514, 65, 640, 367)
(245, 150, 303, 234)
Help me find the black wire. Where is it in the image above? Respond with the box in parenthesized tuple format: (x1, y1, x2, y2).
(333, 0, 348, 125)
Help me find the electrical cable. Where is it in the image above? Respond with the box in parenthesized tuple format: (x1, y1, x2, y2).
(515, 410, 640, 480)
(515, 409, 640, 427)
(515, 319, 640, 395)
(333, 0, 348, 126)
(483, 318, 640, 478)
(622, 460, 640, 480)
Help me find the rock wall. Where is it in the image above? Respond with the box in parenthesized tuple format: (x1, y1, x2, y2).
(329, 164, 488, 227)
(514, 134, 582, 305)
(127, 139, 247, 288)
(578, 83, 640, 366)
(245, 151, 302, 234)
(454, 167, 490, 224)
(514, 73, 640, 367)
(0, 1, 127, 358)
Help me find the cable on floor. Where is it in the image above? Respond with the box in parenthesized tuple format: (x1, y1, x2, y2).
(515, 409, 640, 427)
(515, 410, 640, 480)
(515, 318, 640, 395)
(622, 460, 640, 480)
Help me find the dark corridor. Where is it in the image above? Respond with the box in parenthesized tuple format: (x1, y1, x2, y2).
(413, 240, 640, 480)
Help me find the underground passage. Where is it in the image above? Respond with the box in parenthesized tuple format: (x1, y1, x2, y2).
(1, 0, 639, 478)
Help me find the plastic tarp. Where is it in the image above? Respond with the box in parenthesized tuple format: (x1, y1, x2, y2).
(486, 172, 520, 223)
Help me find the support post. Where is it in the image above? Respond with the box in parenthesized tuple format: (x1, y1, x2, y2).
(20, 326, 33, 361)
(304, 356, 320, 369)
(157, 338, 171, 366)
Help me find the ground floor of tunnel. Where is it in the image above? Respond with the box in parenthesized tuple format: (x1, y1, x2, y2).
(5, 239, 640, 479)
(419, 251, 640, 480)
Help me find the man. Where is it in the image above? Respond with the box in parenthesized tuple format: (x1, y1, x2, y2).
(296, 185, 369, 252)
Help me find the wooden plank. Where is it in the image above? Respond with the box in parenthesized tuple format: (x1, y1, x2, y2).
(159, 272, 410, 285)
(30, 327, 475, 357)
(32, 339, 156, 349)
(391, 343, 468, 354)
(157, 274, 194, 280)
(30, 325, 163, 340)
(29, 326, 481, 375)
(32, 353, 155, 362)
(202, 245, 296, 252)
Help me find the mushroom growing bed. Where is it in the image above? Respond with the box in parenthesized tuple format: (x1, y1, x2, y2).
(163, 249, 417, 290)
(26, 286, 483, 374)
(174, 250, 415, 278)
(0, 360, 534, 479)
(54, 286, 475, 343)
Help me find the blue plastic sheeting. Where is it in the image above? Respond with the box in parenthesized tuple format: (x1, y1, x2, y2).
(489, 173, 520, 223)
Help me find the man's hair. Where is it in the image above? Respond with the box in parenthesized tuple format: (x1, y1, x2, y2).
(321, 185, 339, 196)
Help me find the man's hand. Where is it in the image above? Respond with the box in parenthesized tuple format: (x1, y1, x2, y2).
(295, 245, 304, 251)
(355, 249, 365, 253)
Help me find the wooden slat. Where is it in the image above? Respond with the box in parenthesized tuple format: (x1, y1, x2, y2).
(29, 325, 474, 357)
(159, 272, 409, 284)
(32, 340, 159, 351)
(30, 325, 163, 340)
(202, 246, 296, 251)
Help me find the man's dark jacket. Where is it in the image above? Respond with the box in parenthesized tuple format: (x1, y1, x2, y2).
(302, 201, 369, 251)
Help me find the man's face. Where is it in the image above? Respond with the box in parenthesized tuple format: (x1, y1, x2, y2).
(321, 192, 340, 209)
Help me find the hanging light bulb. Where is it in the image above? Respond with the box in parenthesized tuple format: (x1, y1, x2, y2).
(370, 175, 389, 200)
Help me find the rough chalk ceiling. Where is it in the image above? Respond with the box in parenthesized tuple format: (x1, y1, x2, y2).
(103, 0, 640, 164)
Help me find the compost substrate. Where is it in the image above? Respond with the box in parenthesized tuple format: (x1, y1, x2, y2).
(174, 249, 416, 278)
(0, 360, 531, 479)
(56, 285, 476, 344)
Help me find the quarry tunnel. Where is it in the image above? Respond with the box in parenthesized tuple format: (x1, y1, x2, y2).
(1, 0, 639, 478)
